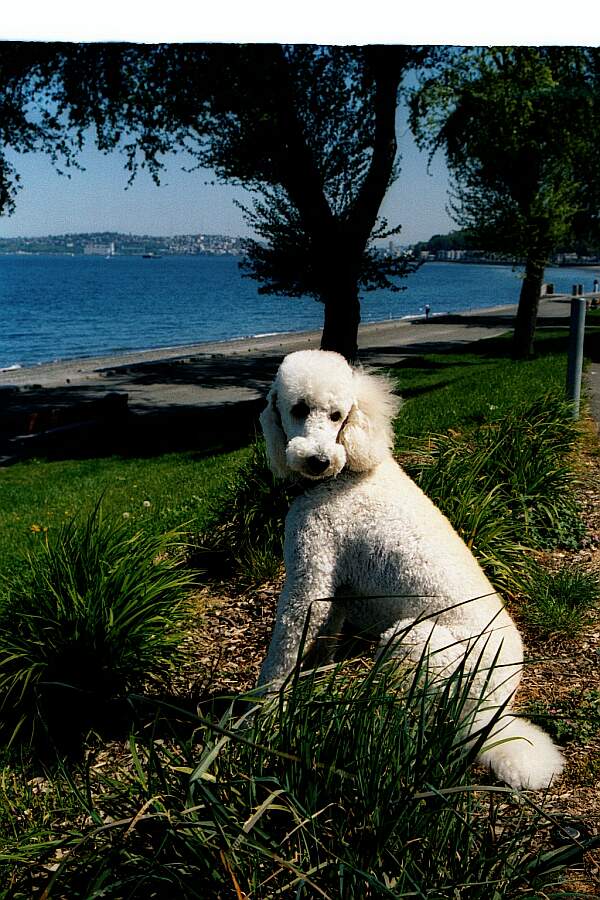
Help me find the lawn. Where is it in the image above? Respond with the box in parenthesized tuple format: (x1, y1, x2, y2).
(0, 448, 248, 576)
(0, 320, 599, 896)
(393, 328, 599, 445)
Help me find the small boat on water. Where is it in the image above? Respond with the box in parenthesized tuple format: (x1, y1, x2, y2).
(142, 252, 162, 259)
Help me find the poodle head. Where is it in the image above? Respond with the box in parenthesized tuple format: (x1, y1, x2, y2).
(260, 349, 401, 480)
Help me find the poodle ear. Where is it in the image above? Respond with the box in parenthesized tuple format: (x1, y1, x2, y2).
(340, 368, 401, 472)
(259, 388, 289, 478)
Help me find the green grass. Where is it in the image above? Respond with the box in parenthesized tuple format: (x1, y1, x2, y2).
(392, 329, 599, 446)
(0, 449, 248, 577)
(1, 651, 582, 898)
(0, 506, 194, 747)
(517, 561, 600, 636)
(402, 395, 585, 593)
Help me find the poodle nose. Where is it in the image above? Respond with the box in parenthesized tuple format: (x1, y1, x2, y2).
(306, 455, 330, 475)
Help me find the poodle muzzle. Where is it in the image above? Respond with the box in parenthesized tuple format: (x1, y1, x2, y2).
(272, 396, 350, 479)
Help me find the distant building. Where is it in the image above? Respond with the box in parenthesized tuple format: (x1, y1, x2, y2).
(84, 241, 115, 256)
(433, 249, 469, 261)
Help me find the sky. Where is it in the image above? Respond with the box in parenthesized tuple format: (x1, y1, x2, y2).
(1, 1, 597, 244)
(0, 110, 454, 245)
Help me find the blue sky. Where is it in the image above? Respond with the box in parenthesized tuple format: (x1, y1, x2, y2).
(0, 115, 454, 245)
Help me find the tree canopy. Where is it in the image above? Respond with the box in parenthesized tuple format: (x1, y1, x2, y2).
(411, 46, 600, 357)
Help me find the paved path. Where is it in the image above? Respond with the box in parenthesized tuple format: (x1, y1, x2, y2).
(1, 296, 598, 459)
(0, 297, 575, 410)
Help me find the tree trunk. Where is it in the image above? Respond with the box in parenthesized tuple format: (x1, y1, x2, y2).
(270, 46, 403, 365)
(512, 254, 547, 359)
(320, 282, 361, 362)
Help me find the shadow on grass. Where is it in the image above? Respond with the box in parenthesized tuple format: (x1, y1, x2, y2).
(1, 396, 265, 464)
(3, 325, 599, 466)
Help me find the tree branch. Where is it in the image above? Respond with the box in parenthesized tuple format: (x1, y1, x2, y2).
(345, 46, 403, 249)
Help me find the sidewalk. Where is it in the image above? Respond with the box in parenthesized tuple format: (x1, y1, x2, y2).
(1, 297, 598, 460)
(588, 362, 600, 431)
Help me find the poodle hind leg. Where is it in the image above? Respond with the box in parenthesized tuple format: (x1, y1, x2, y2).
(379, 619, 564, 789)
(378, 618, 466, 678)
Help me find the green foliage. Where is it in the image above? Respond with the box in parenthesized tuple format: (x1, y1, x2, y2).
(526, 690, 600, 747)
(412, 228, 475, 254)
(0, 448, 247, 579)
(411, 47, 600, 354)
(0, 506, 193, 746)
(0, 44, 88, 215)
(198, 440, 292, 583)
(14, 652, 574, 898)
(411, 47, 597, 258)
(517, 561, 600, 636)
(403, 396, 585, 592)
(238, 185, 419, 302)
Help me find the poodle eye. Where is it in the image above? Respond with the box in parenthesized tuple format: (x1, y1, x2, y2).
(291, 400, 310, 419)
(330, 411, 342, 422)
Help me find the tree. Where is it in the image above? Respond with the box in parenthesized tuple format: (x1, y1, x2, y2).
(411, 46, 598, 358)
(1, 43, 424, 361)
(213, 45, 422, 360)
(0, 44, 84, 216)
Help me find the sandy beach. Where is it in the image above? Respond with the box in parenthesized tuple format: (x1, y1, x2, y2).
(0, 298, 572, 403)
(0, 297, 577, 461)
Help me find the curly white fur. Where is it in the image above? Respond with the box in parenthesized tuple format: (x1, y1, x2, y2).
(257, 349, 564, 791)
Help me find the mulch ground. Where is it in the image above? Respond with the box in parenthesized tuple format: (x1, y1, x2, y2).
(178, 414, 600, 895)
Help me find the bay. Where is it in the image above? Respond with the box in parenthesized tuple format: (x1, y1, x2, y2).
(0, 254, 596, 370)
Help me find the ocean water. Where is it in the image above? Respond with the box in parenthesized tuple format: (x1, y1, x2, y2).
(0, 254, 596, 370)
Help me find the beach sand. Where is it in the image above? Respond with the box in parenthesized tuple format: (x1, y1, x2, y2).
(0, 298, 574, 460)
(0, 300, 566, 398)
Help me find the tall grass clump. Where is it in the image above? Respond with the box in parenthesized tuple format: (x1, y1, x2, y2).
(0, 506, 193, 746)
(40, 650, 579, 898)
(198, 439, 293, 582)
(518, 560, 600, 636)
(404, 395, 585, 592)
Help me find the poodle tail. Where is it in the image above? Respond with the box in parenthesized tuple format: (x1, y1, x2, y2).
(477, 715, 564, 790)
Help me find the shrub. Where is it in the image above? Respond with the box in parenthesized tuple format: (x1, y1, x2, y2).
(198, 439, 293, 582)
(518, 561, 600, 636)
(404, 395, 585, 592)
(35, 649, 576, 898)
(0, 506, 193, 746)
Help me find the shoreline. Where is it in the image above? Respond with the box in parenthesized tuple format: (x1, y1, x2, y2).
(0, 296, 577, 461)
(0, 301, 529, 391)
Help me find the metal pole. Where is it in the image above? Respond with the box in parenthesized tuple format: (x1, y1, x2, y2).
(566, 296, 587, 419)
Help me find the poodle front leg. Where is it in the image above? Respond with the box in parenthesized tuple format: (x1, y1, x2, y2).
(257, 575, 343, 692)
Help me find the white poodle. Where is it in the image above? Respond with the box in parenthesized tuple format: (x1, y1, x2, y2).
(258, 349, 564, 791)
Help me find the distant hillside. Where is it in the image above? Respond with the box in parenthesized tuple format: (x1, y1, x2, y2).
(412, 229, 600, 260)
(0, 232, 246, 256)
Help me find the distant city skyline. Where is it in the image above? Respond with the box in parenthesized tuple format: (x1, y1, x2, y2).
(0, 102, 454, 245)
